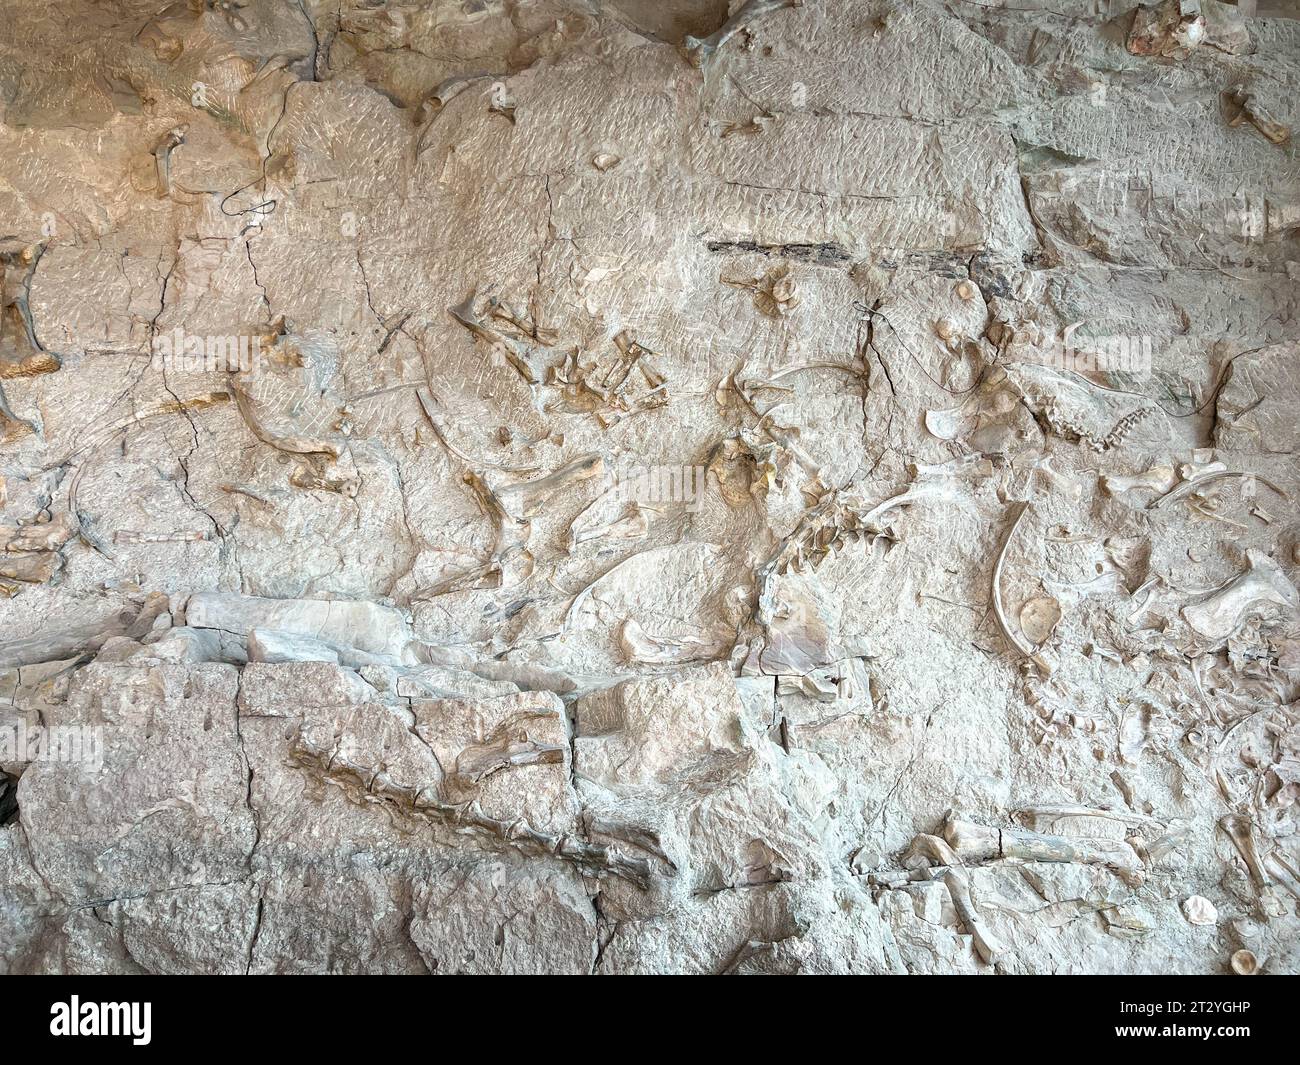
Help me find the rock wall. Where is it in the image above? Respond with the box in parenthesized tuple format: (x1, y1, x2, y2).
(0, 0, 1298, 974)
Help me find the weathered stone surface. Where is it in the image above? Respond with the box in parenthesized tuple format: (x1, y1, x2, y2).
(1, 0, 1298, 975)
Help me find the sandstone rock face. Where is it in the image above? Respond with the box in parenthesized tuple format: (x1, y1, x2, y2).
(1, 0, 1298, 974)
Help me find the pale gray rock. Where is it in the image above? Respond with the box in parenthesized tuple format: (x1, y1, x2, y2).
(187, 592, 412, 660)
(1, 0, 1298, 975)
(247, 628, 342, 664)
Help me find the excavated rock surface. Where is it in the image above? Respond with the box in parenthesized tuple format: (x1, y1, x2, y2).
(1, 0, 1298, 974)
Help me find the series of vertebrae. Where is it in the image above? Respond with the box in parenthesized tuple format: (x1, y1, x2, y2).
(1045, 399, 1158, 452)
(288, 731, 662, 888)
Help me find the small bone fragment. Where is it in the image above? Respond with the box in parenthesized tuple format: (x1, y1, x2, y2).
(417, 558, 504, 599)
(1139, 822, 1190, 865)
(1230, 949, 1258, 975)
(683, 0, 800, 67)
(452, 727, 566, 787)
(910, 453, 994, 481)
(619, 618, 728, 666)
(1181, 895, 1218, 926)
(569, 506, 647, 550)
(487, 83, 516, 123)
(289, 461, 359, 497)
(152, 124, 187, 197)
(1020, 595, 1062, 647)
(1148, 470, 1285, 510)
(219, 482, 278, 507)
(1102, 905, 1152, 939)
(1101, 466, 1177, 497)
(0, 514, 72, 552)
(1126, 0, 1206, 59)
(776, 670, 840, 702)
(1224, 84, 1291, 145)
(1218, 814, 1272, 893)
(114, 529, 210, 544)
(944, 869, 1005, 965)
(496, 454, 604, 518)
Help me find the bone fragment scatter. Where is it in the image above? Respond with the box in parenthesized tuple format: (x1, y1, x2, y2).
(0, 0, 1297, 975)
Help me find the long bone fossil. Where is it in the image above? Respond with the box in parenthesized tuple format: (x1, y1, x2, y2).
(54, 392, 231, 552)
(449, 291, 542, 385)
(1218, 814, 1288, 913)
(1147, 469, 1287, 511)
(151, 124, 188, 198)
(416, 454, 605, 599)
(0, 241, 58, 379)
(0, 241, 60, 439)
(991, 501, 1053, 676)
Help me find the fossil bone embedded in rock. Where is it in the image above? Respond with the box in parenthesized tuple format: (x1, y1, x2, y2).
(1, 0, 1298, 981)
(1181, 895, 1218, 926)
(1180, 550, 1300, 643)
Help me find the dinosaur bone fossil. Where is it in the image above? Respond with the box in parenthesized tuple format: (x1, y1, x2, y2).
(1181, 549, 1299, 643)
(290, 732, 657, 888)
(683, 0, 802, 67)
